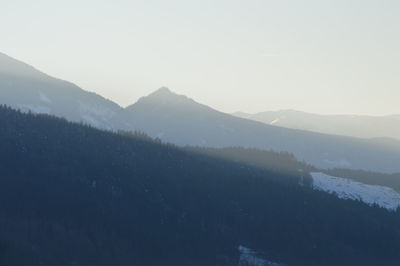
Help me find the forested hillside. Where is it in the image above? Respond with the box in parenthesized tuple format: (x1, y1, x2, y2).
(1, 106, 400, 266)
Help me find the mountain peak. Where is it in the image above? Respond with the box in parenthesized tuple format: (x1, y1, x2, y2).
(142, 87, 188, 102)
(126, 87, 212, 113)
(146, 87, 178, 98)
(155, 86, 172, 94)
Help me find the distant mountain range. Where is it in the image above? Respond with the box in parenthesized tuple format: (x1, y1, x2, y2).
(233, 110, 400, 140)
(1, 52, 400, 173)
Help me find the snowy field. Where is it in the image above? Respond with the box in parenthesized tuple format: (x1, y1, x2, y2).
(311, 172, 400, 211)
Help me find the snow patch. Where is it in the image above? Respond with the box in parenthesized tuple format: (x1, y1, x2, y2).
(311, 172, 400, 211)
(78, 102, 118, 129)
(219, 124, 235, 133)
(238, 246, 283, 266)
(81, 115, 102, 128)
(270, 119, 280, 125)
(39, 92, 52, 104)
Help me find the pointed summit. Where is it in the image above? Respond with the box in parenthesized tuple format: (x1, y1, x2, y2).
(125, 87, 211, 114)
(141, 87, 180, 100)
(146, 87, 177, 99)
(155, 86, 172, 94)
(132, 87, 198, 107)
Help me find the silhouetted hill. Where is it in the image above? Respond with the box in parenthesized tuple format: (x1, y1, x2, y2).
(125, 89, 400, 173)
(0, 52, 128, 130)
(1, 106, 400, 265)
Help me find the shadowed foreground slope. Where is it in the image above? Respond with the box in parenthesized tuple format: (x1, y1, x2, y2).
(0, 106, 400, 266)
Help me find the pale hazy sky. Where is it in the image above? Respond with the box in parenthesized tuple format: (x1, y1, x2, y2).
(1, 0, 399, 115)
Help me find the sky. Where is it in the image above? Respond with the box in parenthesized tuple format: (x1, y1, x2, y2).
(1, 0, 399, 115)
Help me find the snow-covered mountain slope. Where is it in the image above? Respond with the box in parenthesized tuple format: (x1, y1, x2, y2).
(311, 172, 400, 211)
(0, 52, 130, 131)
(233, 110, 400, 140)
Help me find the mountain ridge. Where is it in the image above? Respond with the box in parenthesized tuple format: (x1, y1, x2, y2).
(0, 52, 128, 130)
(123, 88, 400, 173)
(1, 52, 400, 173)
(233, 109, 400, 140)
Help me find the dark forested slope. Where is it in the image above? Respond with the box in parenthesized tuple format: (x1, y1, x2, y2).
(0, 106, 400, 266)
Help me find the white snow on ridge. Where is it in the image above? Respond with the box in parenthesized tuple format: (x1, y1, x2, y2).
(311, 172, 400, 211)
